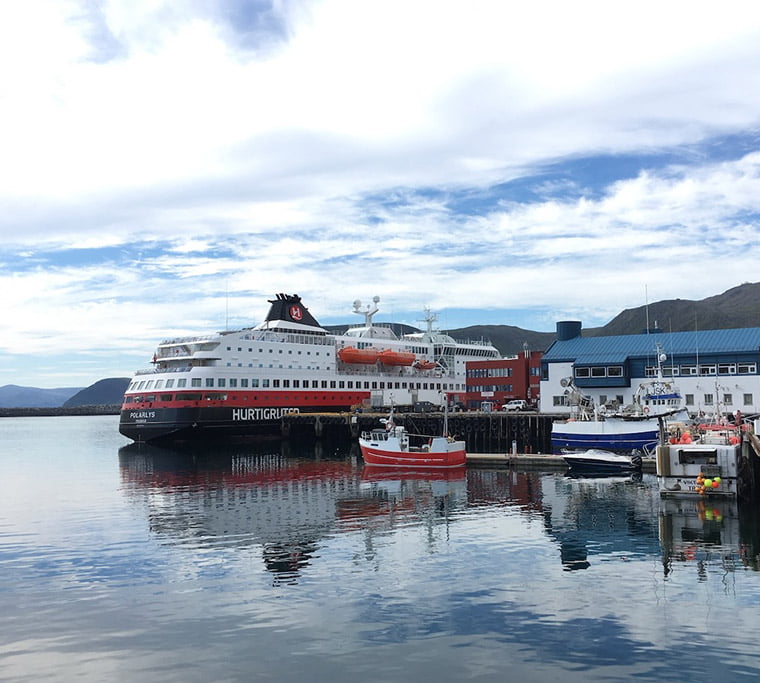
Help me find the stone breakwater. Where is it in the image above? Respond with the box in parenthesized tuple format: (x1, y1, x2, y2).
(0, 405, 121, 417)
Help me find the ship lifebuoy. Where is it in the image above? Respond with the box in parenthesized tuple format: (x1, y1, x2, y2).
(643, 406, 649, 414)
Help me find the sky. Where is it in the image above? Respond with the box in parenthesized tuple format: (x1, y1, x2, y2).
(3, 0, 760, 388)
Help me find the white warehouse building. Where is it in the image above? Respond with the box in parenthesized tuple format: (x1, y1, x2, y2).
(539, 321, 760, 419)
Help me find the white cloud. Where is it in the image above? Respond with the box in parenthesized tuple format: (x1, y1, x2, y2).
(2, 0, 760, 385)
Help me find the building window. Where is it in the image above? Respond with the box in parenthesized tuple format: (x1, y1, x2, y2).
(685, 394, 694, 406)
(703, 394, 714, 405)
(591, 367, 606, 377)
(575, 367, 590, 378)
(723, 393, 733, 405)
(607, 366, 623, 377)
(738, 363, 757, 374)
(743, 393, 753, 406)
(680, 365, 697, 376)
(718, 364, 736, 375)
(699, 365, 716, 375)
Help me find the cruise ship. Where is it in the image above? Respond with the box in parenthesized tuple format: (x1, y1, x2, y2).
(119, 293, 500, 443)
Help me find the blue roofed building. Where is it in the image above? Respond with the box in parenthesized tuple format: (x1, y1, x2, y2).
(540, 321, 760, 417)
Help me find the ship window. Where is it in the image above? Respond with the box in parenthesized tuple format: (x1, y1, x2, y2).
(227, 347, 231, 351)
(136, 381, 146, 390)
(229, 378, 237, 388)
(685, 394, 694, 406)
(155, 380, 164, 389)
(703, 393, 714, 405)
(371, 382, 377, 389)
(723, 393, 733, 405)
(347, 381, 353, 389)
(321, 380, 327, 388)
(159, 394, 172, 401)
(293, 380, 299, 388)
(339, 381, 344, 388)
(240, 378, 248, 387)
(191, 378, 201, 387)
(379, 382, 384, 389)
(176, 392, 202, 400)
(744, 393, 753, 405)
(262, 379, 269, 387)
(206, 378, 214, 387)
(283, 380, 290, 388)
(177, 379, 187, 387)
(218, 378, 226, 387)
(238, 347, 242, 352)
(252, 379, 259, 387)
(273, 380, 280, 388)
(330, 381, 336, 388)
(364, 382, 370, 389)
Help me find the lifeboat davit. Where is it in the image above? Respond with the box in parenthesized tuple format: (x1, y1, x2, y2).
(412, 359, 437, 371)
(338, 346, 380, 364)
(378, 349, 416, 366)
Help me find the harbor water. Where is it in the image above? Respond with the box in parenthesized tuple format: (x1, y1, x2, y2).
(2, 415, 760, 682)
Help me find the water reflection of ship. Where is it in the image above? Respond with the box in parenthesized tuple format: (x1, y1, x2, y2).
(659, 496, 760, 576)
(119, 442, 365, 585)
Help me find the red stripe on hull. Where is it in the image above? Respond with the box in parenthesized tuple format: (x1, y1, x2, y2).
(359, 444, 466, 468)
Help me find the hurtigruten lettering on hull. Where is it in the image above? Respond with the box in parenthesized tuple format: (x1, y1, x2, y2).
(119, 292, 500, 443)
(232, 407, 300, 421)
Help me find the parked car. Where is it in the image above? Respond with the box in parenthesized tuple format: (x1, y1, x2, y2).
(501, 399, 529, 412)
(413, 401, 438, 413)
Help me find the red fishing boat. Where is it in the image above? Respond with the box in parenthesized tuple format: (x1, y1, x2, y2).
(358, 407, 466, 468)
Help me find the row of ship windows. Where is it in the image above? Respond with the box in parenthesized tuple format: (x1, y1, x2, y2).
(574, 363, 758, 378)
(226, 347, 326, 355)
(129, 377, 465, 392)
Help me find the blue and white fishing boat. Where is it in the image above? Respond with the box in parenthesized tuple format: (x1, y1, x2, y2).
(552, 346, 687, 454)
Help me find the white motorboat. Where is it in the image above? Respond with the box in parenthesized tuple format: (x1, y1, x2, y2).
(562, 448, 643, 472)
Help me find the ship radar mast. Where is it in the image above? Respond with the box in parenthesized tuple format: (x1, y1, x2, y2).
(353, 296, 380, 328)
(420, 307, 438, 335)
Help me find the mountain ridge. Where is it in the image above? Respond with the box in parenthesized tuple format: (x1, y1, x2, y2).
(4, 282, 759, 407)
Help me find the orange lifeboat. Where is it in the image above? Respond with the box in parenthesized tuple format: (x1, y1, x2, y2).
(378, 349, 416, 366)
(412, 359, 437, 371)
(338, 346, 379, 364)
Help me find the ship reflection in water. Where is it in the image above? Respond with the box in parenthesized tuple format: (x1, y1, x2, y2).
(118, 442, 473, 585)
(119, 443, 760, 583)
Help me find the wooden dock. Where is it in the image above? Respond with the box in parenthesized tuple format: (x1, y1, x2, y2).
(466, 452, 657, 472)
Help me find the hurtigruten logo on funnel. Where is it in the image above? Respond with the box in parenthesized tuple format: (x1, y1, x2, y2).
(232, 407, 300, 421)
(289, 305, 303, 321)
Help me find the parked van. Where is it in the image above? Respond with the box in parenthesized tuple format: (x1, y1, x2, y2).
(502, 399, 529, 412)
